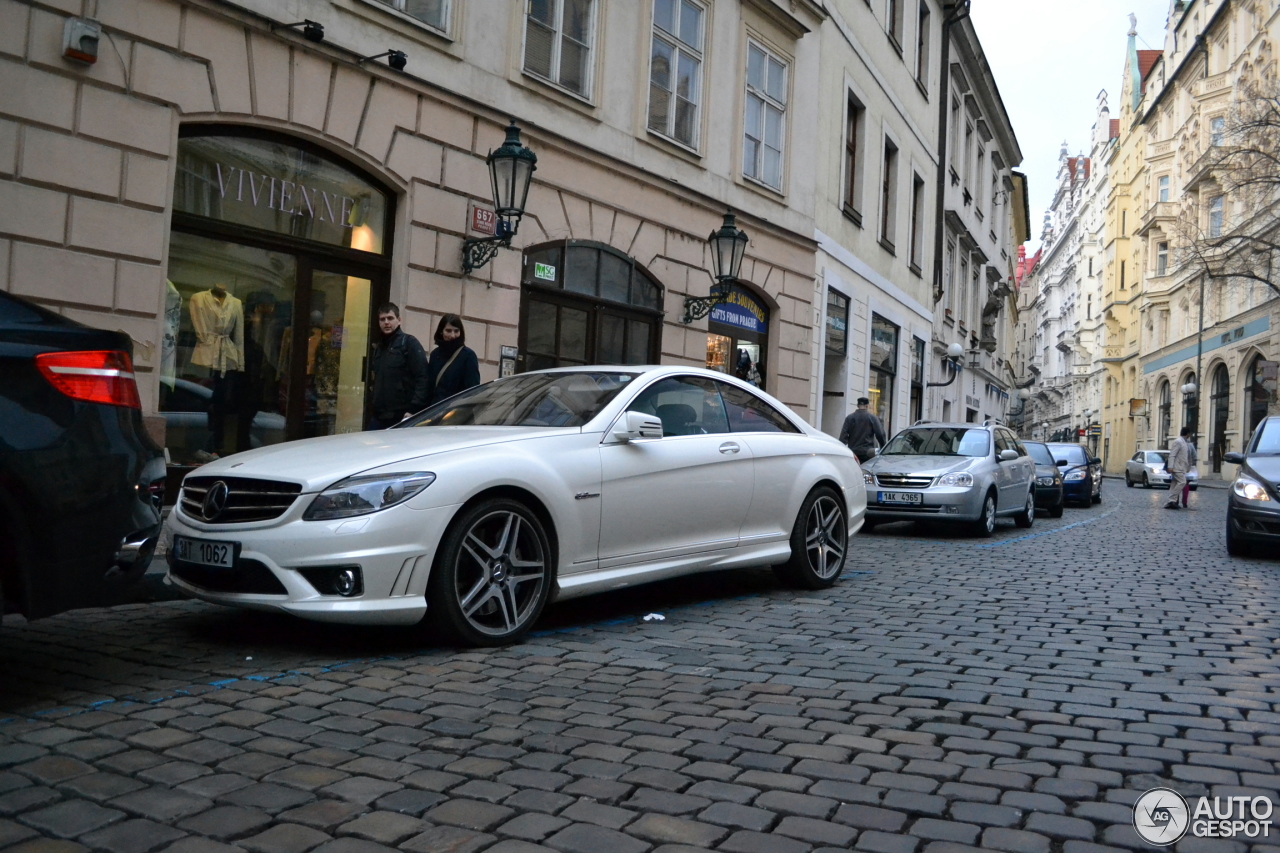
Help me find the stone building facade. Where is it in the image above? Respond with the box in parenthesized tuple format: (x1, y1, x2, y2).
(1, 0, 823, 477)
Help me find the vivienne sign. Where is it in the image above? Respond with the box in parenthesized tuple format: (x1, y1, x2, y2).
(174, 135, 388, 254)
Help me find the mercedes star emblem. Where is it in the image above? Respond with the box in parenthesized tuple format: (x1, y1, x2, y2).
(202, 481, 230, 521)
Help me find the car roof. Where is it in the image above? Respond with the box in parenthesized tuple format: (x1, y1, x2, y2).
(904, 422, 995, 431)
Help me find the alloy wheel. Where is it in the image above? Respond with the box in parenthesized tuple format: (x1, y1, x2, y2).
(983, 495, 996, 534)
(453, 510, 547, 638)
(804, 495, 846, 580)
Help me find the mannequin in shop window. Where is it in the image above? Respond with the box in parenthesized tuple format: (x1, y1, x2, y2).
(189, 283, 244, 462)
(278, 291, 341, 438)
(237, 291, 285, 452)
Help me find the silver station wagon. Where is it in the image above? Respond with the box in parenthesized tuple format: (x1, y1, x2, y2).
(861, 422, 1037, 537)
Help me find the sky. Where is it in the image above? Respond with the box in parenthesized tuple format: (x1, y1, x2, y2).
(968, 0, 1174, 253)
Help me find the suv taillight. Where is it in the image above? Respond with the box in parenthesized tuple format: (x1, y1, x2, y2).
(35, 350, 142, 409)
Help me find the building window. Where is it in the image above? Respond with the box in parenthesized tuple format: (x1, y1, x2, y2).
(1158, 174, 1170, 202)
(1121, 210, 1126, 236)
(369, 0, 449, 30)
(909, 173, 925, 272)
(1210, 115, 1225, 146)
(1246, 355, 1276, 439)
(524, 0, 595, 97)
(648, 0, 704, 148)
(1156, 241, 1169, 276)
(870, 314, 899, 434)
(975, 147, 985, 215)
(910, 336, 925, 423)
(887, 0, 904, 48)
(948, 97, 960, 173)
(880, 138, 898, 251)
(744, 42, 788, 190)
(915, 4, 930, 84)
(1208, 195, 1224, 237)
(959, 256, 969, 327)
(705, 284, 771, 388)
(1158, 379, 1171, 448)
(1120, 260, 1125, 290)
(944, 239, 956, 315)
(844, 95, 864, 222)
(826, 289, 849, 355)
(521, 242, 663, 371)
(1210, 363, 1230, 472)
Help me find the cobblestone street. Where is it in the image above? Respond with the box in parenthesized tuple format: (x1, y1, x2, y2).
(1, 483, 1278, 853)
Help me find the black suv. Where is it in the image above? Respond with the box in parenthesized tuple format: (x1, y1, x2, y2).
(0, 292, 165, 623)
(1224, 415, 1280, 557)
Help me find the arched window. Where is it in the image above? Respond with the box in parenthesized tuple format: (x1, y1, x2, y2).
(519, 242, 663, 371)
(1210, 363, 1230, 472)
(1181, 371, 1197, 438)
(1245, 355, 1276, 441)
(1158, 379, 1171, 448)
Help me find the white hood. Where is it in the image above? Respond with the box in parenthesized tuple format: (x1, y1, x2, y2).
(189, 426, 581, 492)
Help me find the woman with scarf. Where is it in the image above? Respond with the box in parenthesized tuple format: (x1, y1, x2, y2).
(426, 314, 481, 406)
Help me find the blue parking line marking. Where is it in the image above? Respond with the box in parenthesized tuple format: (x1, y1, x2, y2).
(975, 505, 1120, 548)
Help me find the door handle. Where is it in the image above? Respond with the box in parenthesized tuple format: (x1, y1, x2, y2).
(719, 442, 740, 454)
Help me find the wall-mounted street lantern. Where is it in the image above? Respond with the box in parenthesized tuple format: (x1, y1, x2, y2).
(275, 20, 325, 42)
(463, 121, 538, 275)
(927, 342, 966, 388)
(682, 212, 749, 324)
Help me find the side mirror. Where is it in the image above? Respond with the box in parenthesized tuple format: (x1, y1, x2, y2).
(612, 410, 664, 442)
(1224, 451, 1245, 465)
(1091, 457, 1102, 466)
(999, 449, 1019, 462)
(1055, 459, 1069, 466)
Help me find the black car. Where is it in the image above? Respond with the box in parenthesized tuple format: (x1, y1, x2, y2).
(1224, 415, 1280, 557)
(1047, 442, 1103, 507)
(1025, 441, 1065, 517)
(0, 292, 165, 623)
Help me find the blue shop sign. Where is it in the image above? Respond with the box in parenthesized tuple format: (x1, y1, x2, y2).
(709, 286, 768, 335)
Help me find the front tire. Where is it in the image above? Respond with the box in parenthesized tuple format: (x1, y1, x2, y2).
(1014, 490, 1035, 529)
(971, 492, 997, 538)
(428, 498, 553, 647)
(1142, 472, 1150, 488)
(1048, 499, 1064, 519)
(775, 487, 847, 590)
(1226, 513, 1252, 557)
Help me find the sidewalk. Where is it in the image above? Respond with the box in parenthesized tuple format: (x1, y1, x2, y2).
(1102, 473, 1229, 488)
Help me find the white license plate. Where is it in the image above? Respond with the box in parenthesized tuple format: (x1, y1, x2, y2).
(173, 535, 238, 569)
(878, 491, 923, 505)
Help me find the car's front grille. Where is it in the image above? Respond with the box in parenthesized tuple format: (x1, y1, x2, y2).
(180, 476, 302, 524)
(875, 473, 935, 489)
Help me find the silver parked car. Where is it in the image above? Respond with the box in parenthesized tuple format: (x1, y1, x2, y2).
(1124, 449, 1199, 490)
(861, 422, 1037, 537)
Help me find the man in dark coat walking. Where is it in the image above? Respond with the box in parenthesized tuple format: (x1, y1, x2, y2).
(367, 302, 428, 429)
(838, 397, 888, 463)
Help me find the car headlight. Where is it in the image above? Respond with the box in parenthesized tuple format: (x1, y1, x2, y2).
(304, 472, 437, 520)
(1064, 471, 1086, 481)
(1232, 476, 1272, 503)
(863, 473, 875, 486)
(1036, 476, 1057, 486)
(940, 472, 972, 487)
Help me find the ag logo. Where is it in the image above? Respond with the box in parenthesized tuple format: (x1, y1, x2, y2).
(1133, 788, 1190, 845)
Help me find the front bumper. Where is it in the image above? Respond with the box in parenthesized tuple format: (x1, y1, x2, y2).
(164, 500, 460, 626)
(1062, 479, 1091, 501)
(1034, 485, 1063, 509)
(864, 484, 986, 522)
(1228, 498, 1280, 545)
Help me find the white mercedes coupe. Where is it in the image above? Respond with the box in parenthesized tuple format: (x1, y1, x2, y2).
(165, 366, 867, 646)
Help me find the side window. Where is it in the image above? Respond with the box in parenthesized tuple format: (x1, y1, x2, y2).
(1132, 452, 1142, 462)
(628, 376, 728, 436)
(1011, 436, 1029, 457)
(993, 430, 1011, 455)
(716, 382, 800, 433)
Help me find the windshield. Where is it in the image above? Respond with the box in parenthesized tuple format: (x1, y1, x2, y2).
(1026, 443, 1055, 465)
(1146, 452, 1168, 465)
(402, 372, 637, 428)
(1049, 444, 1088, 465)
(1253, 420, 1280, 455)
(881, 427, 991, 458)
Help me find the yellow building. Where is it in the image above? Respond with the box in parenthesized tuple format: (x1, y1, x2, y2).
(1099, 27, 1160, 473)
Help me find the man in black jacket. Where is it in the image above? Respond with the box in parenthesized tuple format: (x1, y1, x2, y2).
(367, 303, 428, 429)
(838, 397, 887, 463)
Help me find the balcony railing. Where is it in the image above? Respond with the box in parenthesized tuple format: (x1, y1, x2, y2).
(1137, 201, 1178, 236)
(1196, 72, 1230, 97)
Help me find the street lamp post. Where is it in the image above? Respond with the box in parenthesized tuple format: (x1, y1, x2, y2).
(682, 212, 750, 324)
(462, 121, 538, 274)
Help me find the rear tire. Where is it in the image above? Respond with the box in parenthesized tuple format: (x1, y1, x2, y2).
(427, 498, 553, 647)
(1125, 473, 1134, 487)
(971, 492, 997, 538)
(1014, 490, 1035, 529)
(775, 486, 847, 590)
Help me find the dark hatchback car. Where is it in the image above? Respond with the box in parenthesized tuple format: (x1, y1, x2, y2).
(0, 292, 165, 624)
(1047, 442, 1102, 507)
(1224, 415, 1280, 557)
(1025, 441, 1065, 517)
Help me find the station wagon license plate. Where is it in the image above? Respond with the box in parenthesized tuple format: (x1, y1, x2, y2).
(878, 491, 923, 505)
(172, 535, 238, 569)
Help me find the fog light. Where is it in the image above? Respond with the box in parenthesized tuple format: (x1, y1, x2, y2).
(299, 565, 363, 597)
